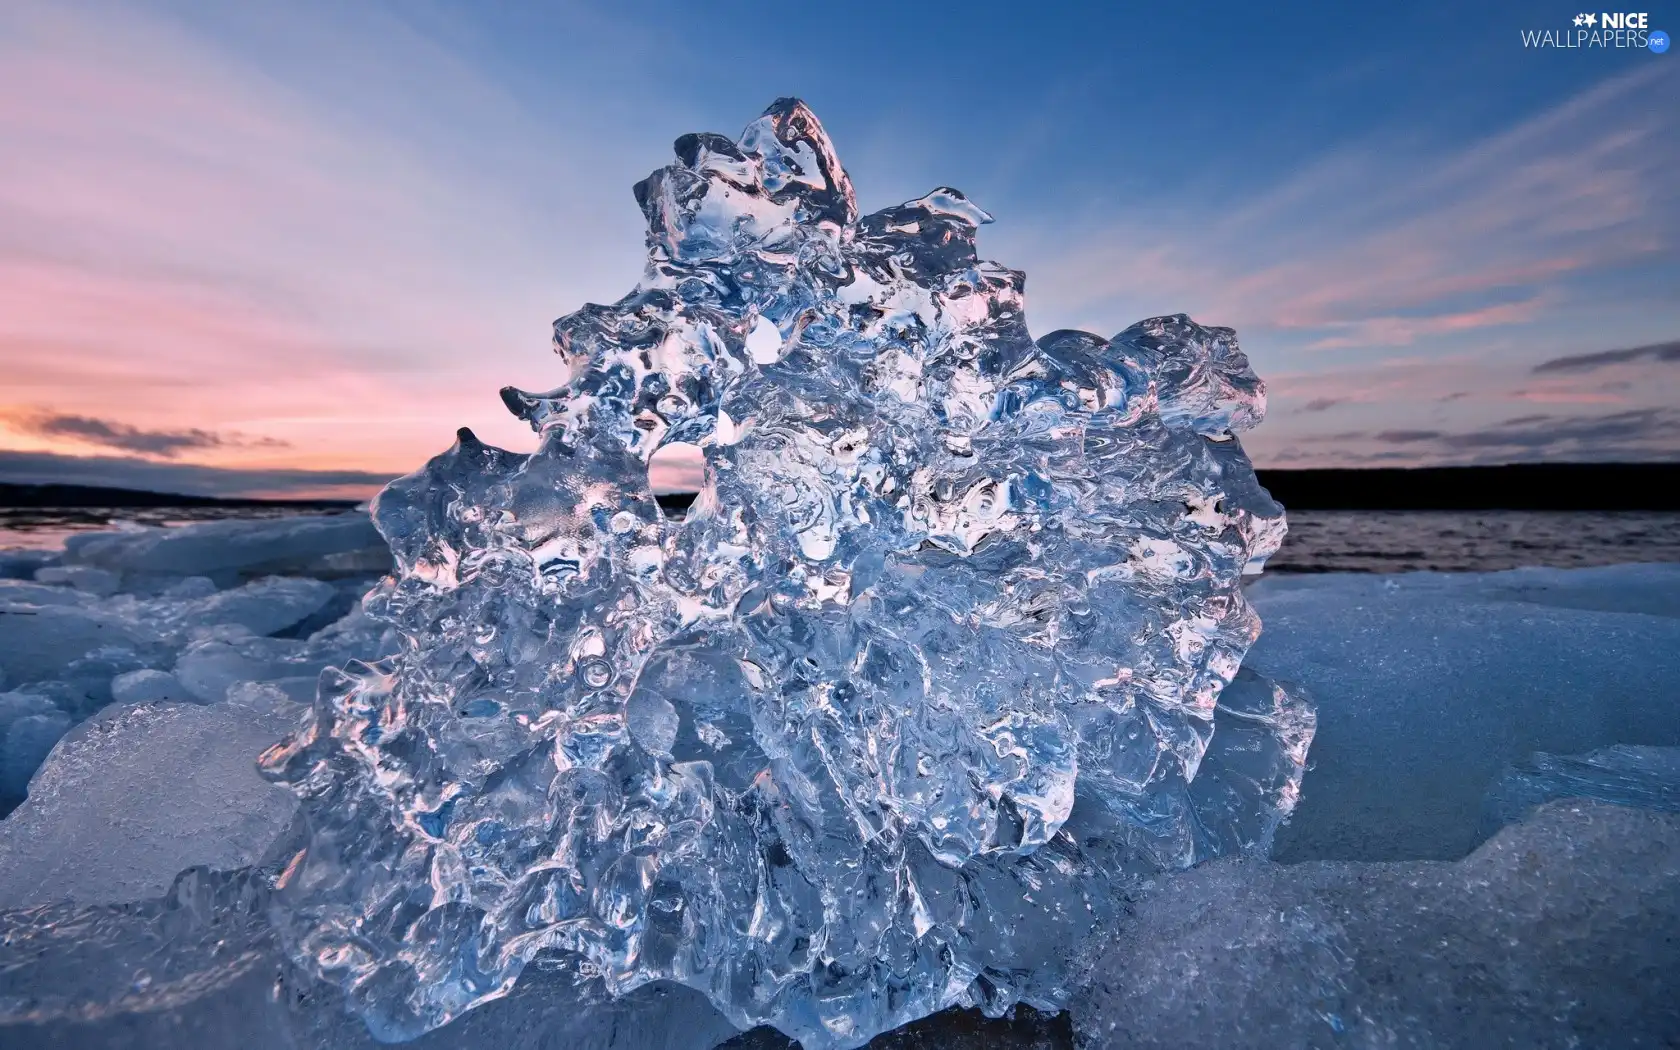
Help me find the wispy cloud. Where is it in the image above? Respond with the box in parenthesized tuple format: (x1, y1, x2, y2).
(1002, 64, 1679, 468)
(1245, 346, 1680, 467)
(1532, 339, 1680, 374)
(1316, 409, 1680, 465)
(0, 0, 664, 473)
(1299, 397, 1346, 413)
(1504, 389, 1628, 405)
(1005, 65, 1677, 358)
(9, 411, 288, 458)
(1302, 296, 1550, 352)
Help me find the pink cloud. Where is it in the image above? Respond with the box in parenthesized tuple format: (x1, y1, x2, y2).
(648, 443, 707, 493)
(1505, 390, 1629, 405)
(0, 1, 654, 480)
(1303, 296, 1549, 351)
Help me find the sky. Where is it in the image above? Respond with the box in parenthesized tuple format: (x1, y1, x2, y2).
(1, 0, 1676, 498)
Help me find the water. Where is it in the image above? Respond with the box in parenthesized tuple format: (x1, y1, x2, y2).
(7, 507, 1678, 573)
(1267, 510, 1680, 573)
(0, 506, 347, 552)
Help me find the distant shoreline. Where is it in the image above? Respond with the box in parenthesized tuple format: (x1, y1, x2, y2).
(659, 463, 1680, 514)
(0, 482, 359, 511)
(4, 463, 1679, 514)
(1254, 463, 1680, 511)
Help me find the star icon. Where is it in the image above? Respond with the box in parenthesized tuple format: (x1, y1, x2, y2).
(1574, 13, 1585, 24)
(1585, 12, 1598, 25)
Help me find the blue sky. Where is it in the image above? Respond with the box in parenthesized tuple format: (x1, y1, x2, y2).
(1, 0, 1676, 495)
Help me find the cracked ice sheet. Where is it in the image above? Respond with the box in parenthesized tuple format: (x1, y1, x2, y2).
(1071, 800, 1680, 1049)
(1245, 562, 1680, 862)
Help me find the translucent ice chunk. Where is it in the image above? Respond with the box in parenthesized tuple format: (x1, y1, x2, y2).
(0, 865, 742, 1050)
(162, 575, 220, 600)
(0, 605, 142, 685)
(173, 634, 312, 704)
(51, 646, 159, 719)
(63, 514, 385, 582)
(0, 701, 301, 910)
(0, 691, 61, 744)
(261, 99, 1308, 1048)
(155, 575, 338, 639)
(0, 550, 56, 581)
(111, 668, 193, 706)
(0, 579, 96, 607)
(33, 565, 121, 596)
(295, 604, 399, 665)
(1481, 744, 1680, 835)
(0, 709, 71, 798)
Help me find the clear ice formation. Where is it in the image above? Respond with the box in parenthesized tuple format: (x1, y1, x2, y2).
(1481, 745, 1680, 836)
(259, 99, 1315, 1047)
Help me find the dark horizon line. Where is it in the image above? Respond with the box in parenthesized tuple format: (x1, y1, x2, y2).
(0, 482, 361, 510)
(11, 462, 1680, 514)
(1253, 461, 1680, 511)
(649, 462, 1680, 513)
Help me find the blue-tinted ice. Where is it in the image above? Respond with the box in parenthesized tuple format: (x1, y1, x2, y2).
(258, 99, 1314, 1047)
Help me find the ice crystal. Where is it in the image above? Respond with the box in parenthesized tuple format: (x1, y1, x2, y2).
(259, 99, 1314, 1048)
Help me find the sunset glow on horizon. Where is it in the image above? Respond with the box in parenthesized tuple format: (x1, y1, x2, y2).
(3, 1, 1676, 499)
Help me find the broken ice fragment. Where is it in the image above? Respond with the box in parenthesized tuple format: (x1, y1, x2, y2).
(62, 513, 385, 583)
(0, 701, 300, 909)
(110, 668, 192, 706)
(0, 708, 71, 798)
(33, 565, 121, 597)
(1482, 744, 1680, 836)
(0, 605, 141, 685)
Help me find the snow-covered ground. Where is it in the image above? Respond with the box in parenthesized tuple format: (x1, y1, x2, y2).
(1, 516, 1676, 1047)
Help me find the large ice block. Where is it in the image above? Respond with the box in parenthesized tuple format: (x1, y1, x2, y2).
(154, 575, 338, 639)
(0, 605, 144, 685)
(0, 699, 301, 910)
(62, 514, 386, 584)
(258, 99, 1310, 1047)
(0, 550, 56, 581)
(0, 703, 71, 799)
(0, 866, 743, 1050)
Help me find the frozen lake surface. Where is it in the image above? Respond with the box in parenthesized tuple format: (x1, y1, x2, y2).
(0, 505, 360, 552)
(1, 510, 1676, 1047)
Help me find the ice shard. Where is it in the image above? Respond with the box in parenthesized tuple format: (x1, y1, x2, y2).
(258, 99, 1314, 1048)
